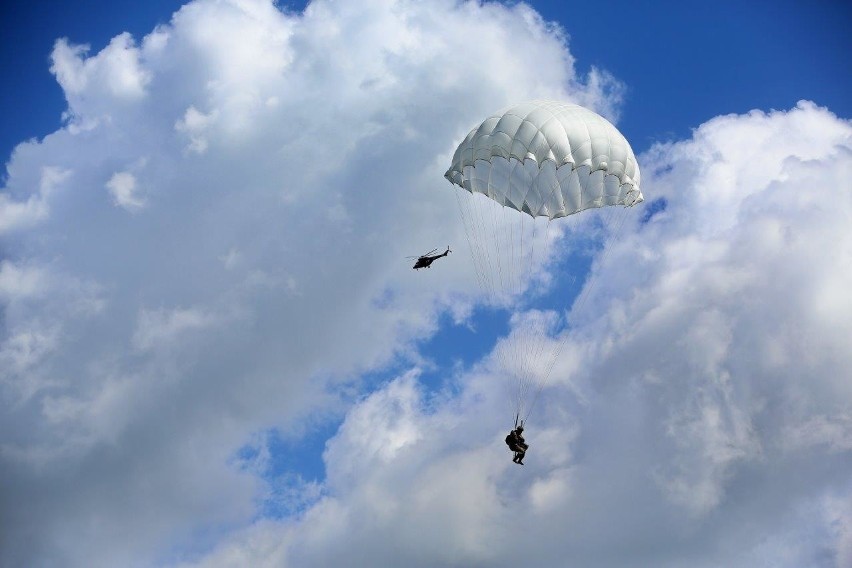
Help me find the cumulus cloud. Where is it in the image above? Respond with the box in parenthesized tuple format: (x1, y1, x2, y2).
(2, 1, 850, 567)
(0, 0, 619, 566)
(182, 102, 852, 567)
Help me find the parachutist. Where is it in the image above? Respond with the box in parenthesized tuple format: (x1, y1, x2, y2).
(408, 246, 451, 270)
(505, 424, 529, 465)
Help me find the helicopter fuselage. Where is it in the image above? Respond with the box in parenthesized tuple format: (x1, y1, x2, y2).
(412, 247, 451, 269)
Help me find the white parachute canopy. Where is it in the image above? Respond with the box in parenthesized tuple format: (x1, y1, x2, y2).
(446, 100, 642, 217)
(445, 100, 643, 423)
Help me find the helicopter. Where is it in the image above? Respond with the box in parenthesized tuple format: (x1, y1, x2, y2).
(407, 246, 451, 270)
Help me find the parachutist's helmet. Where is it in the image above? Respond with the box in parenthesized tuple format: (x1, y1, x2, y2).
(516, 425, 524, 432)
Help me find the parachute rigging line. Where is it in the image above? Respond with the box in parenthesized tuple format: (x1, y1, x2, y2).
(445, 100, 644, 424)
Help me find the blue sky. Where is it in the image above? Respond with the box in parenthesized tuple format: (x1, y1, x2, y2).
(2, 1, 851, 567)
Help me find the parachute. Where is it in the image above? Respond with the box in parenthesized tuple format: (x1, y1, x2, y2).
(444, 100, 643, 423)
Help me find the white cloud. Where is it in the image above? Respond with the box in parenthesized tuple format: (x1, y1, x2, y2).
(0, 326, 61, 402)
(0, 166, 70, 234)
(0, 260, 50, 300)
(0, 0, 618, 566)
(1, 259, 105, 404)
(182, 102, 852, 567)
(106, 171, 147, 210)
(2, 1, 850, 567)
(51, 32, 151, 110)
(175, 105, 218, 154)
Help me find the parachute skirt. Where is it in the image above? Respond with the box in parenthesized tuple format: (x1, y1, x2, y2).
(446, 158, 642, 221)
